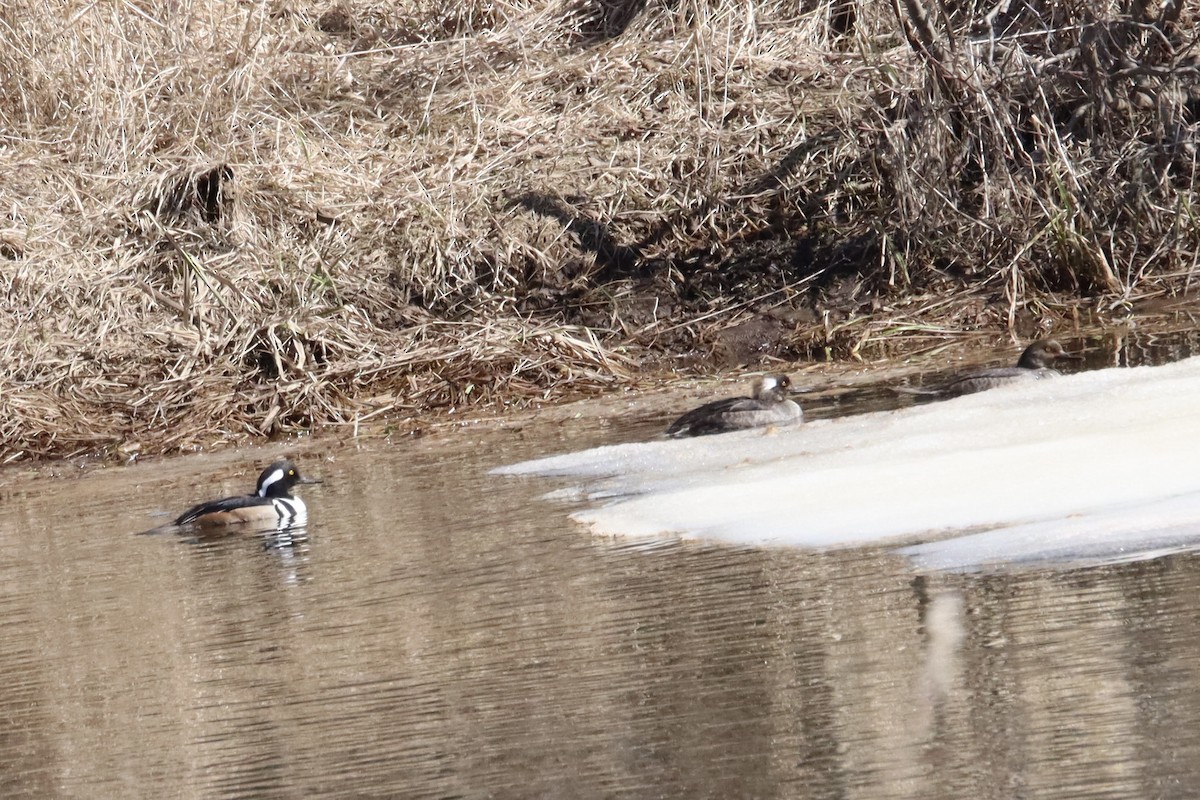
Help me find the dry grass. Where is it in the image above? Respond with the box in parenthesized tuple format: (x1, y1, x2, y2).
(0, 0, 1197, 461)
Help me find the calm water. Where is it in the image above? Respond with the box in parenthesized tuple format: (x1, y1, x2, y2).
(5, 332, 1200, 798)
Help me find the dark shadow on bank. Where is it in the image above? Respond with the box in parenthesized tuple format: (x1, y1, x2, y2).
(512, 193, 649, 282)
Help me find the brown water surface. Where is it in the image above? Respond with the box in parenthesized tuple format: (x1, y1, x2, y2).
(4, 329, 1200, 798)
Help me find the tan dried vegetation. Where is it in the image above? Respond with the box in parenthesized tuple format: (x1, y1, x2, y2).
(0, 0, 1196, 461)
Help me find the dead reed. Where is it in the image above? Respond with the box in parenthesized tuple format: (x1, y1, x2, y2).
(0, 0, 1196, 461)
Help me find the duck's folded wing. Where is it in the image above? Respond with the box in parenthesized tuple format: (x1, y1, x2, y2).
(943, 366, 1046, 395)
(666, 397, 760, 437)
(175, 495, 269, 525)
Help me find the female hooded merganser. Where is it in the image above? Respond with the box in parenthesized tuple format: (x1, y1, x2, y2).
(174, 459, 320, 530)
(900, 339, 1074, 397)
(666, 374, 803, 437)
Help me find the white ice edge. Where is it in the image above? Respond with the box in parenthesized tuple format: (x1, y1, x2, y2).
(497, 356, 1200, 568)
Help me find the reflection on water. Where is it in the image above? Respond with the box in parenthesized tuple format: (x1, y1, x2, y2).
(3, 328, 1200, 798)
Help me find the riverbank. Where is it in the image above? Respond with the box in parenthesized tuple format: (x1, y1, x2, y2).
(2, 1, 1197, 462)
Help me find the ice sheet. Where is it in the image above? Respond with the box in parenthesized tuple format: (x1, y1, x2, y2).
(496, 356, 1200, 566)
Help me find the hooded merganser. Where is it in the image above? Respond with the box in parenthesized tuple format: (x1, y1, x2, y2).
(899, 339, 1074, 397)
(666, 374, 803, 437)
(174, 459, 320, 530)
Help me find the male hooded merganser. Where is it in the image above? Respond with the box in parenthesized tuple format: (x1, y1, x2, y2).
(666, 374, 803, 437)
(174, 459, 320, 530)
(899, 339, 1074, 397)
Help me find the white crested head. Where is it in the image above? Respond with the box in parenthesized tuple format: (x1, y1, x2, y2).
(752, 374, 792, 402)
(257, 467, 286, 497)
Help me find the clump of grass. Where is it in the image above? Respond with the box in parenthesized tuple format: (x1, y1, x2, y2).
(879, 0, 1200, 303)
(0, 0, 1196, 461)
